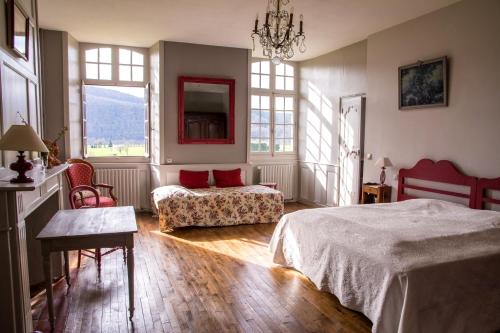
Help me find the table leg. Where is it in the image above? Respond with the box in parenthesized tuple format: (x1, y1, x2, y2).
(43, 252, 55, 330)
(126, 246, 135, 320)
(64, 251, 71, 288)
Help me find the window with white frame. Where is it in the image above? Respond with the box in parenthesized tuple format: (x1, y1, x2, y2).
(81, 44, 149, 159)
(250, 59, 296, 155)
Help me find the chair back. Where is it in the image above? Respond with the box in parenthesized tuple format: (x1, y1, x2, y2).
(65, 159, 95, 189)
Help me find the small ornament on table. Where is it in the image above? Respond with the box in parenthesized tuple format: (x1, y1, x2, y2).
(43, 126, 67, 168)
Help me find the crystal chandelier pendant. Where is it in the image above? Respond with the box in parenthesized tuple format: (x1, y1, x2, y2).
(251, 0, 305, 64)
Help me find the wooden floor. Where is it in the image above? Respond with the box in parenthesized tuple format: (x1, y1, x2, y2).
(32, 203, 372, 333)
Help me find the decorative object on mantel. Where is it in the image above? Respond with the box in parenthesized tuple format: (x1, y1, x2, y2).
(0, 124, 49, 183)
(43, 126, 68, 168)
(399, 56, 448, 110)
(251, 0, 305, 65)
(375, 157, 393, 186)
(6, 0, 30, 60)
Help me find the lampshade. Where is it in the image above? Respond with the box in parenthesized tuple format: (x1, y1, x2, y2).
(375, 157, 393, 168)
(0, 124, 49, 152)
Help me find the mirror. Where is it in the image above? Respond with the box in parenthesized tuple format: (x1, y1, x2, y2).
(178, 77, 235, 144)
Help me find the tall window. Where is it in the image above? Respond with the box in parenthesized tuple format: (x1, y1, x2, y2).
(81, 44, 149, 159)
(250, 59, 296, 156)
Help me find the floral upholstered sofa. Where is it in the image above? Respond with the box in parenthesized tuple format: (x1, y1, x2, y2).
(152, 185, 284, 232)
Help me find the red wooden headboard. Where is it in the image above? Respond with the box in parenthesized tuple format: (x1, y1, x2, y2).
(476, 178, 500, 209)
(397, 159, 478, 208)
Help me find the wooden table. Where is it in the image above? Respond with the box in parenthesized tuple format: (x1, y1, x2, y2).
(361, 183, 392, 204)
(36, 206, 138, 330)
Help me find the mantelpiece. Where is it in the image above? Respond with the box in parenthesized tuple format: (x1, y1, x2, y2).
(0, 164, 67, 333)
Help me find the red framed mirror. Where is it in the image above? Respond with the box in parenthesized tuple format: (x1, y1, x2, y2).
(178, 76, 235, 144)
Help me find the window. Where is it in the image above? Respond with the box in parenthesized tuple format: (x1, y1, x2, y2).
(81, 44, 149, 159)
(85, 47, 112, 80)
(119, 49, 144, 82)
(250, 59, 296, 156)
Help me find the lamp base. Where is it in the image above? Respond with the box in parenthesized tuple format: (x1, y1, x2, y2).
(379, 167, 386, 186)
(9, 151, 34, 183)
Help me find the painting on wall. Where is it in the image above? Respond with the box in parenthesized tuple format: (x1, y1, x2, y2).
(398, 56, 447, 110)
(7, 0, 30, 60)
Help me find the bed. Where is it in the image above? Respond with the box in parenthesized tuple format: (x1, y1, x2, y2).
(152, 164, 284, 232)
(270, 159, 500, 333)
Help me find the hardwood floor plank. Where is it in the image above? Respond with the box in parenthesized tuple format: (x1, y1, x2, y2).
(33, 203, 372, 333)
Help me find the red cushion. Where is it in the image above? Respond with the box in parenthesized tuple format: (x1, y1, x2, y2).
(179, 170, 210, 189)
(213, 168, 244, 188)
(75, 196, 116, 208)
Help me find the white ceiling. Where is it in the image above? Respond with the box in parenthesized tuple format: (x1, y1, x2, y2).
(38, 0, 460, 61)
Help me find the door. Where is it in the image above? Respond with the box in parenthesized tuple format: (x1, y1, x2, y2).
(338, 96, 365, 206)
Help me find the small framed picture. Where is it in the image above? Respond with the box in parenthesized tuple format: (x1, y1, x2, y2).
(398, 56, 448, 110)
(7, 0, 30, 60)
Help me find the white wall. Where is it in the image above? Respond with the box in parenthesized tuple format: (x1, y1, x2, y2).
(364, 0, 500, 200)
(298, 41, 367, 205)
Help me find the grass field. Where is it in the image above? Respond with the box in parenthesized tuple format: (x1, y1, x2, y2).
(86, 145, 145, 157)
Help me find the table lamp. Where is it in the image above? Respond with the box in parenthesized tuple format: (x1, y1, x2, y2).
(375, 157, 393, 186)
(0, 124, 49, 183)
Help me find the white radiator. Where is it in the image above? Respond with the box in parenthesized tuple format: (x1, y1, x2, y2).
(95, 169, 141, 209)
(259, 164, 296, 200)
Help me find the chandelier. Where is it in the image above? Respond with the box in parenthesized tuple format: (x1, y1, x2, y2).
(251, 0, 306, 65)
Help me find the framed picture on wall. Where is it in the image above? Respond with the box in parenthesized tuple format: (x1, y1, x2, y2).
(398, 56, 448, 110)
(7, 0, 30, 60)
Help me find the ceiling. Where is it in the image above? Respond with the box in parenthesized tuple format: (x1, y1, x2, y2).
(38, 0, 460, 61)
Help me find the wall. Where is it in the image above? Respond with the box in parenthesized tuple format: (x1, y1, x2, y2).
(298, 41, 367, 205)
(364, 0, 500, 200)
(163, 42, 249, 164)
(40, 30, 66, 158)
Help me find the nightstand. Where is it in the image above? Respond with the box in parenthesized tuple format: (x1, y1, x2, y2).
(361, 183, 392, 204)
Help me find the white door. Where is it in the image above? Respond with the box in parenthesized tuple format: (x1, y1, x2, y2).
(338, 96, 365, 206)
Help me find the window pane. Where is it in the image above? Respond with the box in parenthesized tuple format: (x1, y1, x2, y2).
(84, 85, 146, 157)
(275, 111, 284, 124)
(119, 65, 131, 81)
(285, 64, 294, 76)
(85, 49, 98, 62)
(285, 76, 294, 90)
(261, 110, 270, 123)
(275, 96, 284, 110)
(275, 125, 284, 138)
(261, 74, 270, 89)
(276, 63, 285, 75)
(261, 124, 270, 138)
(251, 138, 261, 152)
(99, 64, 112, 80)
(132, 66, 143, 82)
(251, 95, 260, 108)
(284, 111, 294, 124)
(285, 125, 293, 138)
(275, 76, 284, 90)
(275, 139, 284, 152)
(261, 95, 270, 109)
(86, 63, 98, 79)
(285, 96, 294, 110)
(261, 61, 270, 74)
(99, 48, 112, 63)
(119, 49, 131, 64)
(260, 139, 270, 152)
(284, 139, 294, 152)
(251, 62, 260, 74)
(251, 74, 260, 88)
(251, 124, 260, 138)
(132, 51, 144, 65)
(251, 110, 260, 123)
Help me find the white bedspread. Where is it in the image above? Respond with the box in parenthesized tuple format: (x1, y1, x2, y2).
(270, 199, 500, 333)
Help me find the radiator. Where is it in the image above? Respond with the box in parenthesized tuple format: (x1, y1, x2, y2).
(259, 164, 296, 200)
(95, 168, 141, 209)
